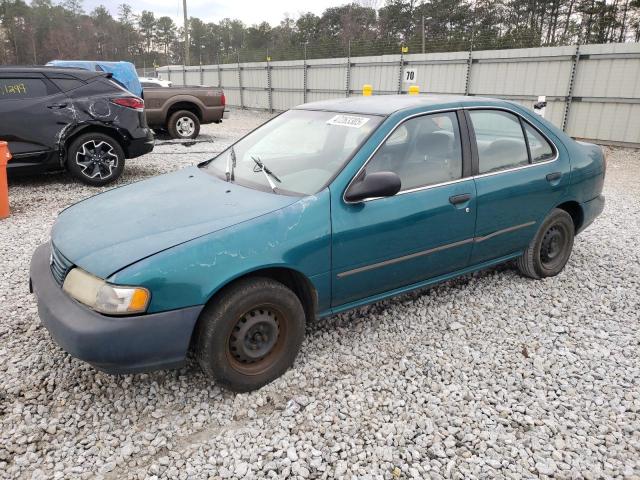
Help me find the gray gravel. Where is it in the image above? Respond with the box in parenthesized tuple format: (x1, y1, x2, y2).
(1, 109, 639, 479)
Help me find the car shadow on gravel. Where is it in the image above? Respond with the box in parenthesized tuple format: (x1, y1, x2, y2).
(306, 262, 516, 334)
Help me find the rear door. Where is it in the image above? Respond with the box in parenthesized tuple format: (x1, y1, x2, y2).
(466, 107, 570, 265)
(0, 72, 76, 168)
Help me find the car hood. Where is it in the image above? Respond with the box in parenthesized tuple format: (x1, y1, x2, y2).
(51, 167, 299, 278)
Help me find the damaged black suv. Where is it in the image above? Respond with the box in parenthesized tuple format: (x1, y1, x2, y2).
(0, 66, 154, 186)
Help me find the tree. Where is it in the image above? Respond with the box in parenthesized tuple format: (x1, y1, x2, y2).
(155, 16, 176, 63)
(139, 10, 156, 55)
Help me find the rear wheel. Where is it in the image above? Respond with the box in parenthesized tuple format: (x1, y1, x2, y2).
(517, 208, 575, 279)
(66, 133, 125, 186)
(167, 110, 200, 139)
(195, 277, 305, 392)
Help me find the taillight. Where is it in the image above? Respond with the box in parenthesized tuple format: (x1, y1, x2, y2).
(111, 97, 144, 111)
(220, 93, 226, 108)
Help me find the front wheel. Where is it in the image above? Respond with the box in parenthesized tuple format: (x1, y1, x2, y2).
(167, 110, 200, 139)
(195, 277, 306, 392)
(517, 208, 575, 279)
(66, 133, 125, 186)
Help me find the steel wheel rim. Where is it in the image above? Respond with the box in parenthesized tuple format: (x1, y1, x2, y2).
(540, 223, 569, 269)
(176, 117, 195, 137)
(75, 140, 118, 180)
(227, 305, 287, 376)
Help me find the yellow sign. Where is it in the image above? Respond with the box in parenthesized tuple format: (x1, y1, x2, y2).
(362, 84, 373, 96)
(408, 85, 420, 95)
(401, 46, 409, 53)
(267, 56, 271, 62)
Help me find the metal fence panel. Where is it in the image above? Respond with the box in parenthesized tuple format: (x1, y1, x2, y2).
(306, 58, 348, 95)
(185, 67, 200, 85)
(202, 68, 218, 86)
(470, 46, 575, 97)
(351, 55, 400, 94)
(404, 52, 469, 94)
(156, 42, 640, 145)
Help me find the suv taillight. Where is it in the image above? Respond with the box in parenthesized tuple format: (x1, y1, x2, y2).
(111, 97, 144, 111)
(220, 93, 226, 108)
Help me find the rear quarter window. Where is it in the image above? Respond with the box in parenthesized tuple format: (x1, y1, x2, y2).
(50, 78, 86, 92)
(524, 122, 556, 162)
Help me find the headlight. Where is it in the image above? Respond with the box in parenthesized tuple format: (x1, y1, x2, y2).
(62, 268, 150, 315)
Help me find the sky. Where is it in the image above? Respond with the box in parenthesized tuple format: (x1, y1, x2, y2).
(81, 0, 354, 26)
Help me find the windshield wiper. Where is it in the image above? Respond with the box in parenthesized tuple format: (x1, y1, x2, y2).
(225, 146, 237, 182)
(252, 156, 281, 192)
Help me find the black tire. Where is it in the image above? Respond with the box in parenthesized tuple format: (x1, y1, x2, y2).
(66, 132, 125, 186)
(167, 110, 200, 139)
(195, 277, 306, 392)
(517, 208, 575, 279)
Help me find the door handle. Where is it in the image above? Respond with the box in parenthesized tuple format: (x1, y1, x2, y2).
(47, 103, 68, 109)
(449, 193, 472, 205)
(546, 172, 562, 182)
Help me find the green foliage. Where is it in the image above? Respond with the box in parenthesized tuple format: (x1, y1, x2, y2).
(0, 0, 638, 67)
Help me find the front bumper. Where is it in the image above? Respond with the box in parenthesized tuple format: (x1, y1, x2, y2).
(30, 243, 203, 374)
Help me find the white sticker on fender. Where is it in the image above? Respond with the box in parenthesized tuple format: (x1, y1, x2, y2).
(326, 114, 369, 128)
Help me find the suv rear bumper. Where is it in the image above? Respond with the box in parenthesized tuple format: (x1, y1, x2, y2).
(30, 243, 203, 374)
(125, 130, 155, 158)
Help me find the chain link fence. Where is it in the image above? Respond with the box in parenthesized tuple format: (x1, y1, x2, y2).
(210, 32, 574, 64)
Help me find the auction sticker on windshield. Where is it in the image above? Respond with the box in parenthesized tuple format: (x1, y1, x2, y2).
(326, 114, 370, 128)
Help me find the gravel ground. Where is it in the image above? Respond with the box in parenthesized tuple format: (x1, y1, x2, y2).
(0, 108, 638, 480)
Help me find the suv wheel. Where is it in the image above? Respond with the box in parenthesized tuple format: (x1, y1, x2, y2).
(167, 110, 200, 139)
(67, 133, 125, 186)
(195, 277, 306, 392)
(517, 208, 575, 279)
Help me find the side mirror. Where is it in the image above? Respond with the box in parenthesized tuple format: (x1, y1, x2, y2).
(345, 171, 401, 203)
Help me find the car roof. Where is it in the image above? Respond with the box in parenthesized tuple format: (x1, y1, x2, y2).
(0, 65, 106, 81)
(294, 94, 507, 116)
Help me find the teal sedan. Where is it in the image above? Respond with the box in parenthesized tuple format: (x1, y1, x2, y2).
(30, 95, 605, 391)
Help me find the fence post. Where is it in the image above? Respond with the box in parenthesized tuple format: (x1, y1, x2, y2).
(217, 52, 222, 88)
(562, 43, 581, 133)
(200, 64, 204, 85)
(303, 44, 308, 104)
(182, 65, 186, 86)
(346, 40, 352, 97)
(167, 68, 171, 83)
(464, 44, 473, 96)
(267, 53, 273, 113)
(237, 51, 244, 110)
(398, 47, 406, 94)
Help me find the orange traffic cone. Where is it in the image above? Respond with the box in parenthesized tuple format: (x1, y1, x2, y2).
(0, 141, 12, 220)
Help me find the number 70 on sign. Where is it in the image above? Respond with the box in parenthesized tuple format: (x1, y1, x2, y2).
(403, 68, 417, 84)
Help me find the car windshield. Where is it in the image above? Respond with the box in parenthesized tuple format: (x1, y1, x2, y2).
(202, 109, 382, 195)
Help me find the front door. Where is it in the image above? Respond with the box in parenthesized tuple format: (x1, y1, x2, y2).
(0, 73, 75, 168)
(465, 108, 571, 265)
(330, 110, 477, 308)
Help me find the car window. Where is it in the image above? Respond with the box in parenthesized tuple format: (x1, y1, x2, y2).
(0, 78, 57, 100)
(50, 78, 85, 92)
(469, 110, 529, 174)
(204, 110, 382, 196)
(523, 122, 555, 163)
(366, 111, 462, 191)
